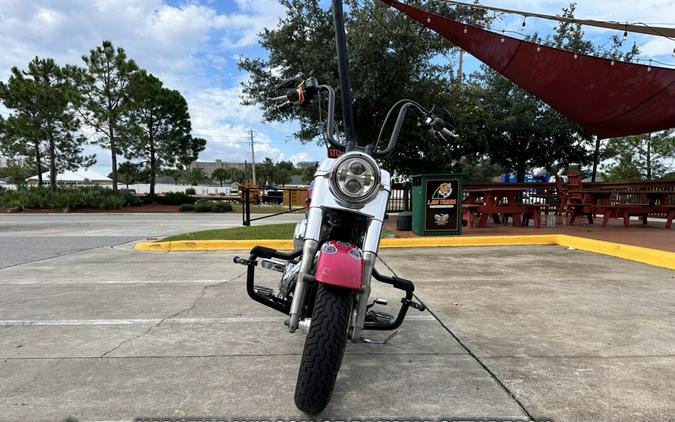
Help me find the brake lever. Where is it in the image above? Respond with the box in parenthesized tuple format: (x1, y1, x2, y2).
(276, 101, 293, 110)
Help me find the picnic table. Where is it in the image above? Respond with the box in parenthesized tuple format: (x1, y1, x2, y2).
(464, 187, 545, 228)
(565, 189, 612, 224)
(566, 188, 675, 228)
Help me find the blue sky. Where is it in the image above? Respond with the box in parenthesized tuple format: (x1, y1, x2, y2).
(0, 0, 673, 176)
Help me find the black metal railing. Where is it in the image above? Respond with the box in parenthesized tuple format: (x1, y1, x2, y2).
(241, 188, 306, 226)
(388, 182, 411, 212)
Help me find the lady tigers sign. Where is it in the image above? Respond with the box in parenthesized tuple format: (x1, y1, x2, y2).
(423, 177, 461, 234)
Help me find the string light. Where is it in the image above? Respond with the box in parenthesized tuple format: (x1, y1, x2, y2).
(427, 15, 431, 23)
(574, 53, 578, 59)
(611, 59, 615, 66)
(522, 16, 527, 28)
(648, 59, 652, 72)
(623, 24, 628, 40)
(672, 47, 675, 57)
(463, 25, 468, 34)
(500, 30, 505, 43)
(536, 46, 541, 52)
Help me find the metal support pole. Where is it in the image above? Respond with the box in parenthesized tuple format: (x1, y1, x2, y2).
(591, 137, 603, 183)
(332, 0, 357, 146)
(243, 188, 251, 226)
(250, 130, 257, 187)
(241, 189, 245, 225)
(246, 189, 251, 226)
(403, 184, 410, 211)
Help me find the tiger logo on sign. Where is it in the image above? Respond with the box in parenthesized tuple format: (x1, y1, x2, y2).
(432, 182, 453, 199)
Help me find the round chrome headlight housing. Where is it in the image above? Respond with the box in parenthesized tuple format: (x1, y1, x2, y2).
(329, 152, 381, 205)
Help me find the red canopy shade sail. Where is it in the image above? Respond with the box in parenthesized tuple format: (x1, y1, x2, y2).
(380, 0, 675, 138)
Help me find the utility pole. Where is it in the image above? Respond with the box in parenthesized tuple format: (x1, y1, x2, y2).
(250, 129, 257, 187)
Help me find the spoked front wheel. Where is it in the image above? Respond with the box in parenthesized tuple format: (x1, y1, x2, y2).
(294, 283, 352, 415)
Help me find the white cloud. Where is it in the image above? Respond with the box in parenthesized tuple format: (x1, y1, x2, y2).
(488, 0, 675, 63)
(289, 152, 312, 164)
(640, 37, 675, 57)
(0, 0, 300, 168)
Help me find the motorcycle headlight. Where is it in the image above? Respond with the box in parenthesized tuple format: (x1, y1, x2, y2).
(329, 152, 381, 204)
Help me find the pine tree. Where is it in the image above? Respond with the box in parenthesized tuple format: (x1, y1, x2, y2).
(0, 57, 94, 191)
(73, 41, 138, 192)
(123, 71, 197, 197)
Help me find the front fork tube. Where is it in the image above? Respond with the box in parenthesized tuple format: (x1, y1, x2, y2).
(288, 238, 319, 333)
(288, 207, 322, 333)
(350, 250, 376, 342)
(351, 218, 382, 342)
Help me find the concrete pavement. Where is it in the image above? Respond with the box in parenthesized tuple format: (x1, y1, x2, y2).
(0, 214, 674, 420)
(0, 245, 528, 420)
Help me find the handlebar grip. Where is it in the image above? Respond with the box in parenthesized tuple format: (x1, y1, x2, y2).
(441, 128, 459, 138)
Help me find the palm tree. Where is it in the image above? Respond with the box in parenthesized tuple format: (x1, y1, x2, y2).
(211, 167, 230, 187)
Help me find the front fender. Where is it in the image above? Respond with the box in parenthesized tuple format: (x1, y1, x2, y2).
(314, 241, 364, 290)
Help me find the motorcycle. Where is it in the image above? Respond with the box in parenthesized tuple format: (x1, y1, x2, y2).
(234, 0, 456, 415)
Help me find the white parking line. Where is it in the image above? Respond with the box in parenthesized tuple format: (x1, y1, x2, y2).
(0, 279, 236, 285)
(0, 315, 435, 326)
(80, 420, 133, 422)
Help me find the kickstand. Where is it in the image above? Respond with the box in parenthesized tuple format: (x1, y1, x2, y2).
(360, 330, 399, 344)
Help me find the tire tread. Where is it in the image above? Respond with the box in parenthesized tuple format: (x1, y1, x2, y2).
(294, 283, 351, 415)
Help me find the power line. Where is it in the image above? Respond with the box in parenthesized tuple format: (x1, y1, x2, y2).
(434, 0, 675, 40)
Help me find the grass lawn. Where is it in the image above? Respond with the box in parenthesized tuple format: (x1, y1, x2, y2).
(160, 223, 394, 242)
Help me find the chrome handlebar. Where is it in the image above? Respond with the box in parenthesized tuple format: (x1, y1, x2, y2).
(269, 78, 456, 159)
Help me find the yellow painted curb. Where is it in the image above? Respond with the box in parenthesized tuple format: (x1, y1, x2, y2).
(378, 234, 558, 248)
(135, 234, 675, 271)
(555, 234, 675, 271)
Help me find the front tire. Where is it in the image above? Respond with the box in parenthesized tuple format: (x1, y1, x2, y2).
(294, 283, 352, 415)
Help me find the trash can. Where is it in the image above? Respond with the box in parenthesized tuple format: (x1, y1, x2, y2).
(396, 211, 413, 231)
(412, 174, 462, 236)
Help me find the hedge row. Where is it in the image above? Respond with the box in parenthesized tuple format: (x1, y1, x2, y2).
(178, 199, 233, 213)
(0, 186, 144, 210)
(0, 186, 232, 211)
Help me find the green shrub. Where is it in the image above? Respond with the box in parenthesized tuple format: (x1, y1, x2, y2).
(191, 199, 233, 213)
(193, 198, 212, 212)
(178, 204, 195, 212)
(184, 187, 196, 195)
(155, 192, 196, 205)
(0, 185, 141, 211)
(211, 201, 233, 212)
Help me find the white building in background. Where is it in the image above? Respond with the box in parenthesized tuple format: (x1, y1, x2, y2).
(124, 183, 233, 195)
(188, 159, 246, 178)
(21, 167, 233, 195)
(0, 157, 8, 168)
(26, 168, 112, 185)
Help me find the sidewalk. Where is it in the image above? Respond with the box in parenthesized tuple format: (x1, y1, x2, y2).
(385, 217, 675, 252)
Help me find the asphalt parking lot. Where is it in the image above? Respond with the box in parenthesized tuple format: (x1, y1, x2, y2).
(0, 213, 301, 268)
(1, 214, 674, 421)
